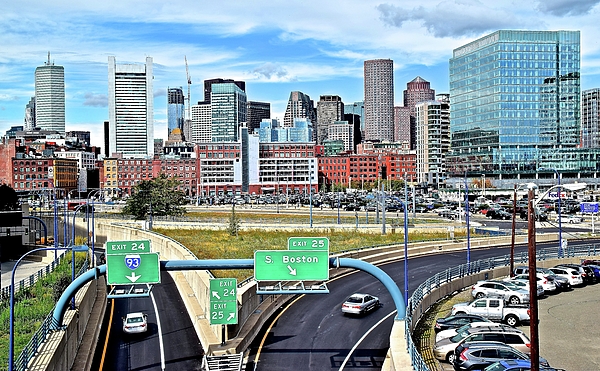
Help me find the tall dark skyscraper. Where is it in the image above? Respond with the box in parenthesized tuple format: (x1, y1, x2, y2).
(168, 87, 185, 137)
(247, 101, 271, 134)
(364, 59, 394, 142)
(316, 95, 344, 145)
(203, 78, 245, 103)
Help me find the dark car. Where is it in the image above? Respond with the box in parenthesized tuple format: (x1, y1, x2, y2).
(343, 203, 361, 211)
(491, 209, 512, 220)
(484, 359, 562, 371)
(583, 264, 600, 281)
(434, 314, 490, 333)
(453, 341, 550, 371)
(519, 209, 548, 222)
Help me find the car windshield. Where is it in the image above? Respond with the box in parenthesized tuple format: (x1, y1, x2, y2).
(503, 282, 520, 290)
(485, 363, 509, 371)
(346, 297, 363, 304)
(450, 329, 471, 343)
(127, 317, 144, 324)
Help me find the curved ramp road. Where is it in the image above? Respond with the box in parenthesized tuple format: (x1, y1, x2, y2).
(248, 241, 588, 371)
(100, 271, 203, 371)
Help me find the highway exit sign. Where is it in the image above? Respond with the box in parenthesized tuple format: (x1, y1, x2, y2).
(209, 278, 238, 325)
(254, 250, 329, 281)
(105, 239, 151, 255)
(288, 237, 329, 251)
(106, 252, 160, 285)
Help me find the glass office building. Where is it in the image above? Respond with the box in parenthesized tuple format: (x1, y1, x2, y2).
(448, 30, 580, 180)
(211, 83, 247, 142)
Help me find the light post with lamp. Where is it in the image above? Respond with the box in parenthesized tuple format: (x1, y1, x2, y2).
(8, 244, 89, 371)
(70, 203, 89, 309)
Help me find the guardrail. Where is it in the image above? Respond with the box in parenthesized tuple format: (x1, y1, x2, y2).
(12, 260, 89, 371)
(1, 251, 67, 301)
(404, 243, 600, 370)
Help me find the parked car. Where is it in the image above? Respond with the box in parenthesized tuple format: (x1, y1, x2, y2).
(343, 203, 361, 211)
(436, 322, 512, 343)
(484, 359, 563, 371)
(503, 276, 545, 297)
(519, 208, 548, 222)
(548, 266, 584, 287)
(453, 341, 550, 371)
(471, 281, 530, 304)
(122, 312, 148, 334)
(555, 214, 584, 224)
(582, 263, 600, 281)
(555, 263, 596, 284)
(433, 326, 530, 363)
(513, 274, 556, 295)
(516, 266, 571, 291)
(434, 314, 491, 333)
(491, 209, 512, 220)
(341, 293, 380, 315)
(451, 298, 530, 327)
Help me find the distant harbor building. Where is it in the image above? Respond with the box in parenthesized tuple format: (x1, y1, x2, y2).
(316, 95, 344, 145)
(108, 56, 154, 158)
(190, 102, 212, 143)
(168, 87, 185, 137)
(211, 83, 247, 142)
(24, 97, 36, 130)
(448, 30, 581, 185)
(247, 101, 271, 134)
(35, 53, 65, 134)
(582, 88, 600, 148)
(415, 95, 450, 185)
(403, 77, 435, 149)
(364, 59, 394, 141)
(283, 91, 317, 129)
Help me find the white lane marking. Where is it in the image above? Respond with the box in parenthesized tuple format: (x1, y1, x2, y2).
(338, 310, 397, 371)
(150, 290, 166, 370)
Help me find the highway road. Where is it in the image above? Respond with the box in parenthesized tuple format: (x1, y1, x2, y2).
(99, 271, 204, 371)
(246, 237, 596, 371)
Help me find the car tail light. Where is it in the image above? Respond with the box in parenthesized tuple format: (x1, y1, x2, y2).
(459, 349, 469, 361)
(434, 323, 441, 329)
(526, 342, 531, 348)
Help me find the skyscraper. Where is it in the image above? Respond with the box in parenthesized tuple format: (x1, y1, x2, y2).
(35, 53, 65, 133)
(415, 95, 450, 185)
(168, 87, 185, 137)
(582, 88, 600, 148)
(448, 30, 580, 181)
(108, 56, 154, 157)
(203, 78, 245, 103)
(364, 59, 394, 142)
(404, 76, 435, 149)
(283, 91, 317, 130)
(316, 95, 344, 145)
(211, 83, 247, 142)
(394, 106, 410, 146)
(24, 97, 36, 130)
(247, 101, 271, 134)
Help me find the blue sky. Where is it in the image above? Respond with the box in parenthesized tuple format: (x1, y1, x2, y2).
(2, 0, 600, 151)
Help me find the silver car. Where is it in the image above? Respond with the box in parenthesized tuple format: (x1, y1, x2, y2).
(341, 293, 380, 315)
(471, 281, 530, 304)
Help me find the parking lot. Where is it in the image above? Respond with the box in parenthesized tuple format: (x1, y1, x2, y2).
(432, 282, 600, 371)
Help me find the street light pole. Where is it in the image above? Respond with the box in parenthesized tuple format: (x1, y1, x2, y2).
(527, 187, 540, 371)
(511, 184, 517, 277)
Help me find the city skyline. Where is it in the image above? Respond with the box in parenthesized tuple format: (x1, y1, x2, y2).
(2, 1, 600, 151)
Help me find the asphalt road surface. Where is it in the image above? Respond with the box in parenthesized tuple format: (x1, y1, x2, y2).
(100, 271, 204, 371)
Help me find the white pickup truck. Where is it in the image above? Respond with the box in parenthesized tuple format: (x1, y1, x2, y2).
(451, 297, 530, 326)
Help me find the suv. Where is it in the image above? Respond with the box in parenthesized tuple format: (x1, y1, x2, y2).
(453, 341, 550, 371)
(555, 263, 596, 284)
(433, 326, 530, 363)
(548, 266, 584, 287)
(471, 281, 530, 304)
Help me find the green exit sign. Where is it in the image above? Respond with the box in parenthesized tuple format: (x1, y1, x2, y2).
(105, 240, 151, 255)
(254, 250, 329, 281)
(209, 278, 238, 325)
(288, 237, 329, 251)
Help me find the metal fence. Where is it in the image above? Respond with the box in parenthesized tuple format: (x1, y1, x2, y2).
(404, 243, 600, 370)
(1, 251, 67, 301)
(12, 260, 89, 371)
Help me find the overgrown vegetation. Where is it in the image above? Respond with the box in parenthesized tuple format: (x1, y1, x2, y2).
(226, 205, 241, 236)
(154, 228, 469, 281)
(122, 174, 187, 220)
(0, 253, 87, 368)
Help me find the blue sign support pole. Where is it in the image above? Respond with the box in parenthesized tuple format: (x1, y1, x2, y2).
(403, 177, 409, 306)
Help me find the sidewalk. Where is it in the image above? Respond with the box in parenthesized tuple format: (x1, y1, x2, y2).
(1, 259, 48, 291)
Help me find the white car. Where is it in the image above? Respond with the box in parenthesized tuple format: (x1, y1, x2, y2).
(341, 293, 380, 315)
(122, 312, 148, 334)
(549, 267, 584, 286)
(513, 274, 557, 294)
(556, 215, 584, 224)
(434, 321, 512, 343)
(506, 276, 545, 297)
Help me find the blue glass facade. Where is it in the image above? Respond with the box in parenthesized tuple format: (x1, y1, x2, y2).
(167, 87, 185, 135)
(258, 118, 312, 143)
(448, 30, 580, 179)
(211, 83, 247, 142)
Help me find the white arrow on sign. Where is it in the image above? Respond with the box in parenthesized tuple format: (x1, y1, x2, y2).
(212, 291, 221, 300)
(227, 312, 235, 321)
(126, 272, 141, 283)
(287, 265, 297, 276)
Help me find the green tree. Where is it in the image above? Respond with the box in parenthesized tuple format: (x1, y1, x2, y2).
(122, 174, 187, 220)
(226, 203, 241, 236)
(0, 184, 20, 211)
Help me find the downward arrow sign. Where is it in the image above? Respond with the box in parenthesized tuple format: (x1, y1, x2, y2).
(227, 313, 235, 321)
(212, 291, 221, 300)
(287, 265, 297, 276)
(126, 272, 141, 283)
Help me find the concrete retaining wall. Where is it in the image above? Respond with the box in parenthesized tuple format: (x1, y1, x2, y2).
(27, 278, 98, 371)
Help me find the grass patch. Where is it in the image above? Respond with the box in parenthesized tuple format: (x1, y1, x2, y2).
(154, 228, 471, 281)
(0, 253, 87, 369)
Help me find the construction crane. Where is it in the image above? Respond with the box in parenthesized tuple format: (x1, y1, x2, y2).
(185, 56, 192, 121)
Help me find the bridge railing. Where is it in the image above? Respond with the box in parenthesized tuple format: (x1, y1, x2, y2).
(404, 243, 600, 370)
